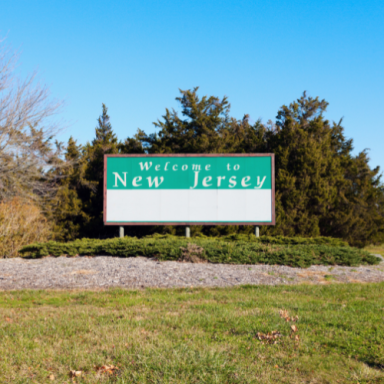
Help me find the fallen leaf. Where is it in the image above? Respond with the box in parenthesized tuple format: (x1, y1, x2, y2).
(95, 364, 119, 375)
(291, 325, 298, 332)
(5, 317, 12, 323)
(256, 330, 282, 344)
(279, 309, 290, 321)
(279, 309, 299, 322)
(49, 374, 55, 380)
(70, 370, 82, 377)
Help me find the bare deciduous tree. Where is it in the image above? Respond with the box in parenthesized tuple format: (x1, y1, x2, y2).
(0, 39, 65, 202)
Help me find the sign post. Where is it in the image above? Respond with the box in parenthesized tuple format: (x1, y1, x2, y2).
(104, 154, 275, 229)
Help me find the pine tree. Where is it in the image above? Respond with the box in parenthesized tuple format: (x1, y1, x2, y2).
(51, 137, 89, 241)
(119, 130, 145, 154)
(263, 93, 348, 237)
(141, 87, 233, 154)
(93, 104, 118, 146)
(262, 92, 384, 246)
(81, 104, 120, 238)
(324, 148, 384, 246)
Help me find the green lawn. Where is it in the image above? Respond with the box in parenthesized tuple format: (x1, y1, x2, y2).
(1, 284, 383, 383)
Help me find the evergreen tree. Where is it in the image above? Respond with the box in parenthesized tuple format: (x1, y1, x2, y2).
(81, 104, 120, 238)
(262, 93, 347, 237)
(324, 149, 384, 247)
(141, 87, 232, 154)
(93, 104, 118, 145)
(51, 137, 89, 241)
(262, 92, 384, 246)
(119, 129, 146, 154)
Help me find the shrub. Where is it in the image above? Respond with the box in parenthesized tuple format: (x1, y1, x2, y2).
(0, 198, 51, 258)
(186, 233, 348, 247)
(19, 235, 380, 267)
(179, 243, 206, 263)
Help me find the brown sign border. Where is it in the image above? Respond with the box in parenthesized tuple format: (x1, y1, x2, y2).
(103, 153, 275, 226)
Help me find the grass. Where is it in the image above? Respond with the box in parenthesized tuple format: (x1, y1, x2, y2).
(0, 284, 383, 383)
(365, 244, 384, 257)
(18, 235, 381, 268)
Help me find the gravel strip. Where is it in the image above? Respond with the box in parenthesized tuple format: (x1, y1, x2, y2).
(0, 255, 383, 290)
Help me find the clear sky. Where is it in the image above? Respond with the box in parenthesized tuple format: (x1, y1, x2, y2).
(1, 0, 383, 170)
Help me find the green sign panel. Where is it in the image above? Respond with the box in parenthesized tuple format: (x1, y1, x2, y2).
(107, 156, 272, 190)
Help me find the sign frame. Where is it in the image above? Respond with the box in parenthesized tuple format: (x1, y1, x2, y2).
(103, 153, 275, 226)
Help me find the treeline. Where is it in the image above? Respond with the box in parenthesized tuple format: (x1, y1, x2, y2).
(48, 88, 384, 247)
(2, 41, 383, 257)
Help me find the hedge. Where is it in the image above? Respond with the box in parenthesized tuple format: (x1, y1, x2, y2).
(18, 235, 380, 268)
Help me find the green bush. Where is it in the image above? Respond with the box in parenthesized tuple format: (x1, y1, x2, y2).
(18, 235, 380, 268)
(189, 234, 348, 247)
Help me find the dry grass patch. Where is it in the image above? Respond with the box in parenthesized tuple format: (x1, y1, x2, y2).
(365, 243, 384, 257)
(0, 198, 51, 258)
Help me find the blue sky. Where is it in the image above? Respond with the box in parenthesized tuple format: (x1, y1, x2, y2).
(1, 0, 383, 170)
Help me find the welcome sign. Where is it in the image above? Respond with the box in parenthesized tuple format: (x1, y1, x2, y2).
(104, 154, 275, 225)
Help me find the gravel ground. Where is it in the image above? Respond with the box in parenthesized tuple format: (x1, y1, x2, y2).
(0, 254, 383, 290)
